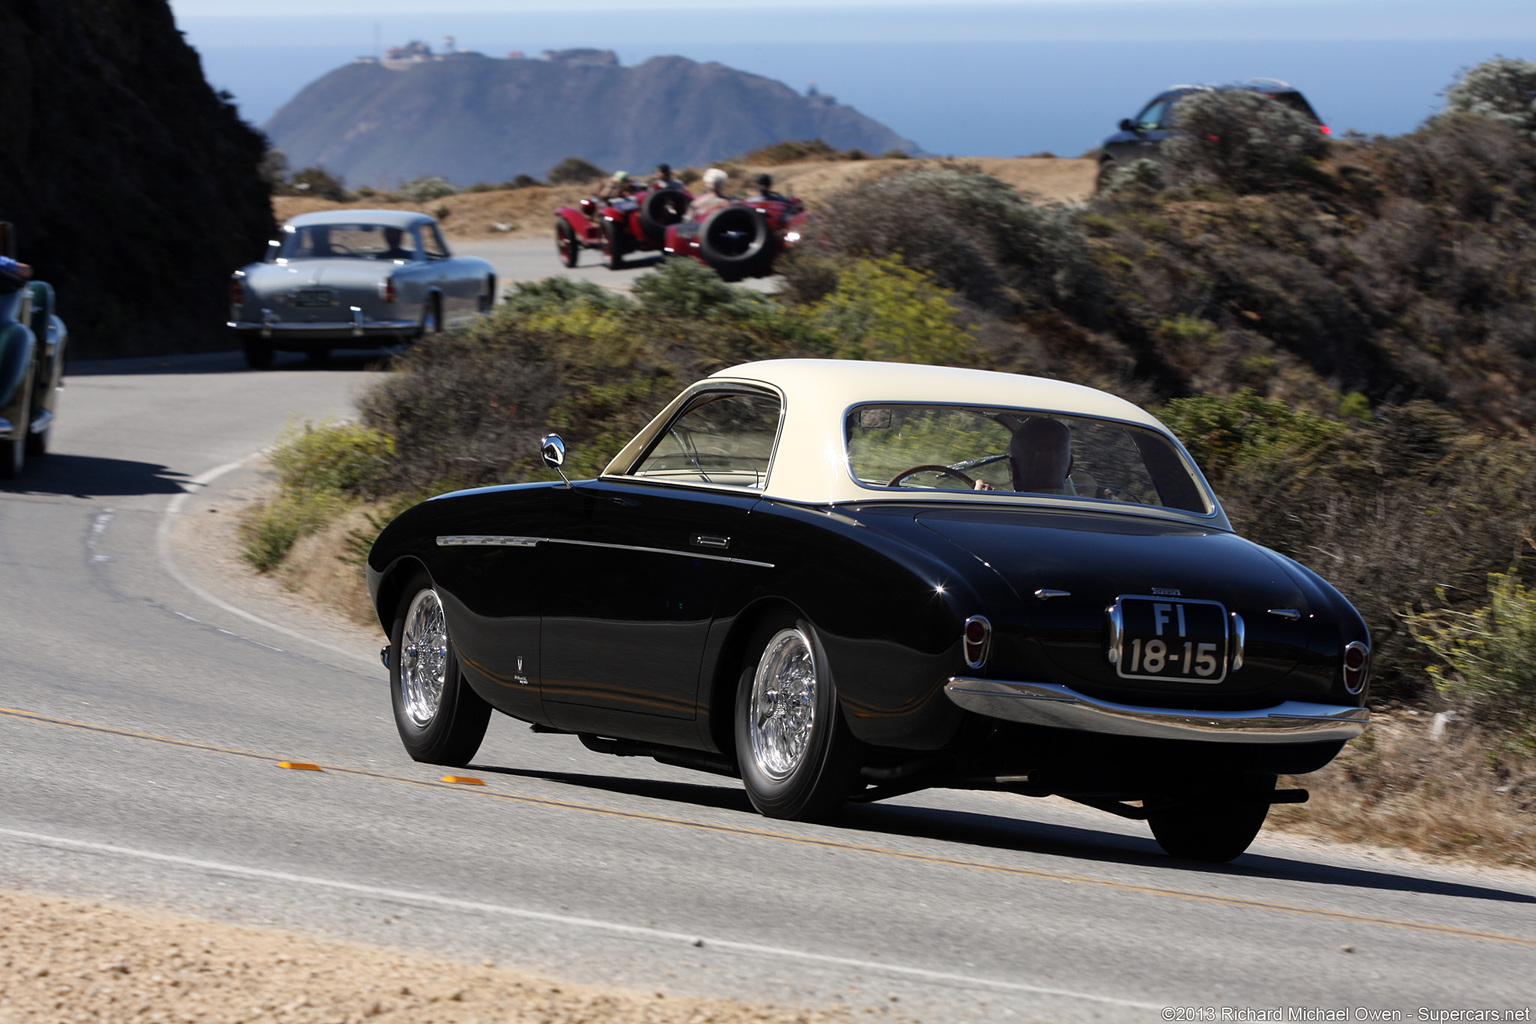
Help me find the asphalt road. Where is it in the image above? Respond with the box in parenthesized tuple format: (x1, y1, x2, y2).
(2, 353, 1535, 1023)
(456, 236, 781, 297)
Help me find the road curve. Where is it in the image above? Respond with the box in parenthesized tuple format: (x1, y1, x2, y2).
(2, 353, 1534, 1022)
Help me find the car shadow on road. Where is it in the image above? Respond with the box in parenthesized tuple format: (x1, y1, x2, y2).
(468, 761, 1536, 905)
(1, 454, 190, 497)
(64, 349, 397, 376)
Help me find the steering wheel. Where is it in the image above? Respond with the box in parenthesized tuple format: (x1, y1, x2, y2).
(888, 464, 977, 489)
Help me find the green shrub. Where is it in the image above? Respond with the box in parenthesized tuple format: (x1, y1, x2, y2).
(242, 421, 395, 570)
(805, 258, 977, 363)
(282, 165, 349, 201)
(803, 168, 1104, 320)
(1406, 572, 1536, 732)
(547, 157, 606, 184)
(391, 176, 458, 202)
(742, 139, 840, 164)
(267, 420, 395, 499)
(1442, 56, 1536, 142)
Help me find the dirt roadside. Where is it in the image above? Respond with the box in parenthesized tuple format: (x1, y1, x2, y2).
(270, 156, 1098, 242)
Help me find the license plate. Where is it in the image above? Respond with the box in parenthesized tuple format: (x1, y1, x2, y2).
(294, 288, 336, 307)
(1111, 596, 1229, 683)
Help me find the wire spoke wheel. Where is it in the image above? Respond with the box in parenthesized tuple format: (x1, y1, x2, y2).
(399, 588, 449, 727)
(749, 628, 818, 780)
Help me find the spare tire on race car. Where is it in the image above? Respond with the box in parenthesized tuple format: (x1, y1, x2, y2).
(699, 204, 771, 280)
(638, 188, 691, 244)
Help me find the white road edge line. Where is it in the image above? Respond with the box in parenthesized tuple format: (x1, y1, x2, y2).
(1, 826, 1161, 1011)
(154, 454, 378, 670)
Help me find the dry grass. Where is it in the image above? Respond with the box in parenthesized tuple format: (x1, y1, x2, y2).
(277, 506, 380, 629)
(271, 157, 1097, 242)
(1272, 711, 1536, 869)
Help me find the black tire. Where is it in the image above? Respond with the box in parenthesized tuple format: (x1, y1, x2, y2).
(638, 188, 690, 244)
(699, 205, 771, 277)
(1147, 775, 1276, 862)
(734, 616, 861, 821)
(243, 338, 274, 370)
(1, 364, 32, 479)
(24, 417, 47, 457)
(479, 275, 497, 313)
(418, 296, 442, 339)
(389, 571, 492, 766)
(602, 221, 626, 270)
(556, 219, 580, 268)
(307, 347, 331, 365)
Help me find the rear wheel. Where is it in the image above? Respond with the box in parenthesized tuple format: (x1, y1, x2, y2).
(418, 296, 441, 339)
(734, 616, 860, 821)
(389, 572, 492, 766)
(242, 338, 274, 370)
(556, 219, 580, 268)
(1147, 775, 1276, 862)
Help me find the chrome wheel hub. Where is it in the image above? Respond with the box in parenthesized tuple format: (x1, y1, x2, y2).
(400, 588, 449, 727)
(749, 628, 817, 780)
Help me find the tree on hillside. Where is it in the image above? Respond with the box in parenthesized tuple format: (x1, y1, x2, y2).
(1443, 56, 1536, 141)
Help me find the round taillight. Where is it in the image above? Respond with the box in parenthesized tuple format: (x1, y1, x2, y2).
(963, 615, 991, 670)
(1343, 640, 1370, 695)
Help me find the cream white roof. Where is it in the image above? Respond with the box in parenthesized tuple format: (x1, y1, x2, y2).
(603, 358, 1222, 521)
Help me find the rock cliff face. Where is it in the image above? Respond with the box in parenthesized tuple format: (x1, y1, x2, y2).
(264, 53, 921, 188)
(0, 0, 273, 358)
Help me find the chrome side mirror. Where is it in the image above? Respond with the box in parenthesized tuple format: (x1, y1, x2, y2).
(540, 433, 571, 487)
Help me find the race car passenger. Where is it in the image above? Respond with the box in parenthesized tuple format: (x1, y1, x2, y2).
(684, 168, 733, 221)
(651, 163, 685, 190)
(750, 173, 786, 201)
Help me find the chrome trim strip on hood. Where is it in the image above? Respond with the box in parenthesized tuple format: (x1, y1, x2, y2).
(944, 677, 1368, 744)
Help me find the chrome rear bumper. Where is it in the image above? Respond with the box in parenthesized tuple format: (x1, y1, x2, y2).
(945, 677, 1368, 744)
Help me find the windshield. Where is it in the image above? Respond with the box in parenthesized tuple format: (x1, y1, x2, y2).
(846, 404, 1211, 514)
(277, 224, 416, 261)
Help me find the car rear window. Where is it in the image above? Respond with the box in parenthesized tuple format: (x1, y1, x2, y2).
(278, 224, 415, 260)
(845, 404, 1211, 514)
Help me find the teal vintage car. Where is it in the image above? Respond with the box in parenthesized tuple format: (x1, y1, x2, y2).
(0, 222, 67, 478)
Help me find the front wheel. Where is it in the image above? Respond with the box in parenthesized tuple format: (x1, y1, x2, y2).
(1147, 775, 1276, 862)
(389, 573, 492, 766)
(734, 617, 860, 820)
(556, 219, 580, 268)
(0, 365, 32, 478)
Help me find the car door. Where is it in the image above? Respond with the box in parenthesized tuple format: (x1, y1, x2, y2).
(538, 388, 781, 733)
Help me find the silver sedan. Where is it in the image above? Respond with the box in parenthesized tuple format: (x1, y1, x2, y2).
(228, 210, 496, 368)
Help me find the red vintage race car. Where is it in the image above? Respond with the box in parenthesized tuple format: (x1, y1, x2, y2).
(663, 197, 809, 281)
(554, 187, 692, 270)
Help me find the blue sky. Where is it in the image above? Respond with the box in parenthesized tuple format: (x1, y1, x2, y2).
(169, 1, 1536, 162)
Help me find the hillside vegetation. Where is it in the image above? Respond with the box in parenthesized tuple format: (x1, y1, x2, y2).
(0, 0, 273, 358)
(258, 68, 1536, 863)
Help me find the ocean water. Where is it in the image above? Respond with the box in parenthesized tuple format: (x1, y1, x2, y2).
(190, 34, 1534, 162)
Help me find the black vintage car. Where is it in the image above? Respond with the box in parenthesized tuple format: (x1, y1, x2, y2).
(0, 222, 67, 478)
(367, 359, 1371, 861)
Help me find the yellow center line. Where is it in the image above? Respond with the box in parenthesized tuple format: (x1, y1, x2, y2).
(5, 704, 1534, 948)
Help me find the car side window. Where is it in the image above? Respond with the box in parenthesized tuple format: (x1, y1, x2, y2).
(422, 225, 449, 259)
(629, 391, 781, 489)
(1135, 97, 1173, 130)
